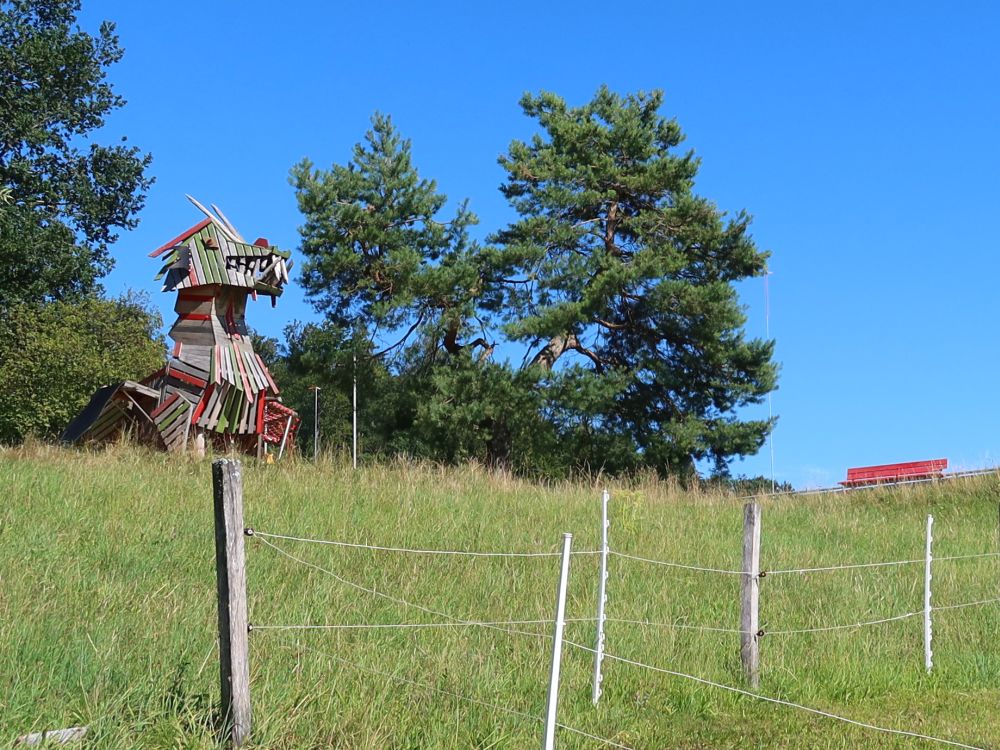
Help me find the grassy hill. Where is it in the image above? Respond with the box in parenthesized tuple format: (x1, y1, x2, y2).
(2, 445, 999, 749)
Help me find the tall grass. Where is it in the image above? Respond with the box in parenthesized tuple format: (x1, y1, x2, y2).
(2, 444, 999, 748)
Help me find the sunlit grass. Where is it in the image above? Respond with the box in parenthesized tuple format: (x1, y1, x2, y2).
(2, 443, 999, 748)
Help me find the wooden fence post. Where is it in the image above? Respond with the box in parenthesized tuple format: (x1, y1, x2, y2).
(213, 459, 251, 746)
(740, 501, 762, 688)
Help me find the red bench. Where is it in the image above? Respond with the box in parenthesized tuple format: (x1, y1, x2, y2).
(840, 459, 948, 487)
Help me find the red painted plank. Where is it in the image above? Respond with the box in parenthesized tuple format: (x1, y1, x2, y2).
(255, 391, 266, 433)
(169, 369, 208, 389)
(150, 392, 180, 419)
(178, 292, 215, 302)
(191, 384, 214, 424)
(149, 218, 213, 257)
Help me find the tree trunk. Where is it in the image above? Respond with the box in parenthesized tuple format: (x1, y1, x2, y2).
(529, 334, 579, 371)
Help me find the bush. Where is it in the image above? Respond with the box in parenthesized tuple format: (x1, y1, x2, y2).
(0, 293, 164, 443)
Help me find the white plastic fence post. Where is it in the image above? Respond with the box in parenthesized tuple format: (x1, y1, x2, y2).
(740, 501, 762, 688)
(542, 533, 573, 750)
(925, 514, 934, 672)
(592, 490, 609, 705)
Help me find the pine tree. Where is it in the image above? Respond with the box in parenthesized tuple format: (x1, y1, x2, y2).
(491, 87, 777, 475)
(290, 113, 487, 361)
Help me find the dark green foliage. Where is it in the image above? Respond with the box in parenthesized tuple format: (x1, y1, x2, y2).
(0, 293, 164, 443)
(290, 114, 487, 361)
(288, 89, 778, 478)
(0, 0, 152, 306)
(490, 87, 778, 475)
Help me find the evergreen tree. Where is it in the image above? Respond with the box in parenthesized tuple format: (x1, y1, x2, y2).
(491, 87, 777, 475)
(0, 0, 153, 306)
(290, 113, 488, 362)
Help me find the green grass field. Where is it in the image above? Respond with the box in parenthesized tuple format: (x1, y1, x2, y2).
(3, 445, 1000, 749)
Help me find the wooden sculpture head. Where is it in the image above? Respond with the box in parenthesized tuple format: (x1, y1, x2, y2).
(62, 197, 301, 456)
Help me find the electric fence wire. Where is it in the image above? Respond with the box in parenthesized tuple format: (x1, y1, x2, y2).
(250, 533, 999, 747)
(268, 637, 634, 749)
(604, 594, 1000, 638)
(253, 619, 557, 632)
(251, 529, 599, 558)
(607, 550, 745, 575)
(563, 640, 987, 750)
(253, 534, 555, 640)
(609, 549, 1000, 578)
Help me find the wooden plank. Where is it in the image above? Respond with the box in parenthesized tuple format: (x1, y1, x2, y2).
(212, 459, 252, 747)
(122, 381, 161, 400)
(232, 346, 253, 396)
(151, 392, 180, 420)
(183, 346, 213, 374)
(16, 726, 88, 745)
(204, 385, 226, 430)
(216, 387, 236, 432)
(149, 217, 212, 257)
(255, 391, 266, 434)
(241, 347, 266, 392)
(255, 354, 278, 394)
(166, 357, 210, 381)
(191, 384, 214, 425)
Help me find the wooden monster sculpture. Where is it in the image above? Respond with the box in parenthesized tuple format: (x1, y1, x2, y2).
(63, 198, 301, 456)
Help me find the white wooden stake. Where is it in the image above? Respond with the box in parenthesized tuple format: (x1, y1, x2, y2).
(740, 502, 762, 688)
(925, 514, 934, 673)
(277, 414, 293, 460)
(542, 533, 573, 750)
(592, 490, 609, 705)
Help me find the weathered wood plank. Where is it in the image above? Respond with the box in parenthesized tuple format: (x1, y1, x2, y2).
(15, 726, 88, 745)
(212, 460, 251, 747)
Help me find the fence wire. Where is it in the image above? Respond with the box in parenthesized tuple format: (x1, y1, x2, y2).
(253, 534, 554, 640)
(269, 636, 634, 748)
(252, 529, 598, 558)
(564, 640, 987, 750)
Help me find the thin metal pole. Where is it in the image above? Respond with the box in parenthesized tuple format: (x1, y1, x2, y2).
(542, 533, 573, 750)
(351, 354, 358, 469)
(310, 386, 320, 462)
(591, 490, 609, 705)
(925, 514, 934, 672)
(765, 271, 775, 493)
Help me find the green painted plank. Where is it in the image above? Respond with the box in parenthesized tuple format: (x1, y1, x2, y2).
(215, 387, 235, 432)
(158, 401, 190, 431)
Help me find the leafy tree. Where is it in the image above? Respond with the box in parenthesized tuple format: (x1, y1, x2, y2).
(490, 87, 777, 475)
(290, 113, 489, 362)
(0, 292, 164, 443)
(0, 0, 152, 306)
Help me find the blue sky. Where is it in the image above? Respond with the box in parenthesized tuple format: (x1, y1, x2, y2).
(83, 1, 1000, 488)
